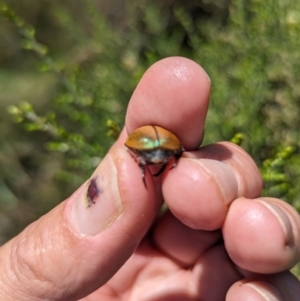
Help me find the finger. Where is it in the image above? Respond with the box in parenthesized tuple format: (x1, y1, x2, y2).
(192, 244, 241, 300)
(226, 271, 300, 301)
(95, 240, 184, 300)
(223, 196, 300, 274)
(125, 56, 211, 150)
(153, 210, 222, 266)
(162, 142, 263, 230)
(0, 146, 161, 301)
(99, 242, 241, 301)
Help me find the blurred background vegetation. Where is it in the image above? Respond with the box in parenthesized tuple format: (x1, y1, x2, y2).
(1, 0, 300, 275)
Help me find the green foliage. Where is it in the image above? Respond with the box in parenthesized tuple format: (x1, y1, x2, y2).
(1, 2, 137, 185)
(261, 146, 300, 208)
(1, 0, 300, 246)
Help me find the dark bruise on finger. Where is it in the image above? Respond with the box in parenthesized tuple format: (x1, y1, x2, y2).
(85, 177, 102, 208)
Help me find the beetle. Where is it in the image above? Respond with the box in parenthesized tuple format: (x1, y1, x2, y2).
(125, 125, 184, 187)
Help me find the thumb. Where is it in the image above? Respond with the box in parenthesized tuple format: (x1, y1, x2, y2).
(0, 145, 161, 301)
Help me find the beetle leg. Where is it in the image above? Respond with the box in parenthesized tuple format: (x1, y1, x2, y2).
(139, 163, 147, 189)
(170, 154, 181, 169)
(153, 163, 168, 177)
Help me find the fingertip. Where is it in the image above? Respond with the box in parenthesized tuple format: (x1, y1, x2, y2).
(223, 197, 299, 274)
(160, 142, 263, 232)
(125, 57, 210, 150)
(162, 157, 237, 230)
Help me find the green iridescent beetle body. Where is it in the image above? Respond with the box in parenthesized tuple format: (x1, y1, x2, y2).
(125, 125, 184, 187)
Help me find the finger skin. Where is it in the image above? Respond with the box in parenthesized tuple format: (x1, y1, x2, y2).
(0, 147, 160, 301)
(153, 211, 222, 266)
(197, 142, 263, 199)
(162, 142, 263, 230)
(226, 280, 283, 301)
(192, 244, 241, 300)
(226, 272, 300, 301)
(97, 242, 241, 301)
(125, 56, 211, 150)
(223, 197, 300, 274)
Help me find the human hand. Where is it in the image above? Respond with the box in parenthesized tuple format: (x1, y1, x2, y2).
(0, 57, 299, 301)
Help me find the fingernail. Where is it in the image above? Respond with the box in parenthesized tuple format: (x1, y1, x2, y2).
(256, 199, 293, 246)
(244, 282, 281, 301)
(71, 154, 123, 236)
(194, 159, 238, 205)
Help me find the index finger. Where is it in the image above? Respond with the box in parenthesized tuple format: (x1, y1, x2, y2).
(125, 57, 211, 150)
